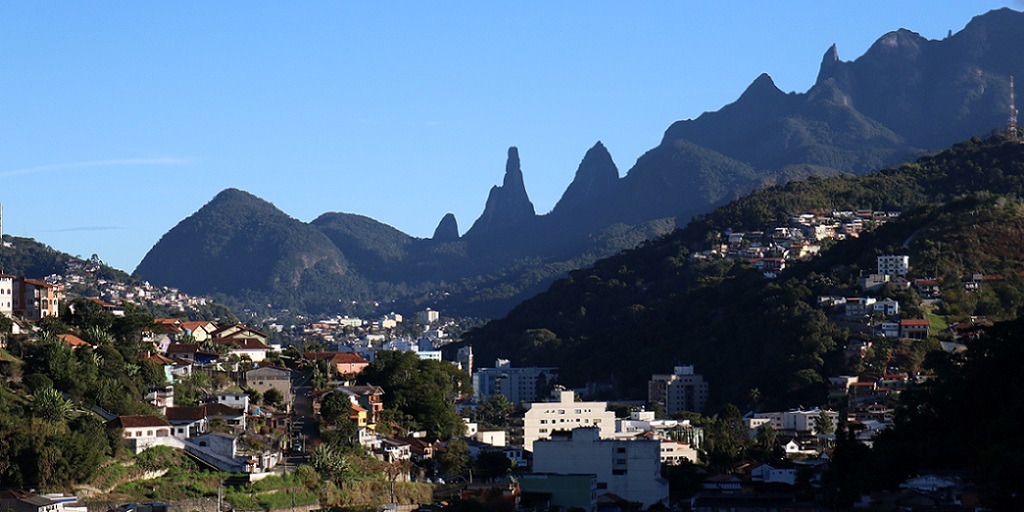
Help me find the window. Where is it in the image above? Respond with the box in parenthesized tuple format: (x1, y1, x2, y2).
(612, 469, 627, 475)
(539, 429, 548, 433)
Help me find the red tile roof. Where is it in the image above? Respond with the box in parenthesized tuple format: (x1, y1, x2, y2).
(900, 319, 931, 327)
(58, 333, 91, 348)
(219, 337, 269, 350)
(166, 406, 207, 422)
(107, 415, 171, 429)
(166, 343, 201, 354)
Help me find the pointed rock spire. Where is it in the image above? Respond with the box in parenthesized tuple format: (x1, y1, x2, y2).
(552, 141, 619, 215)
(432, 213, 460, 241)
(465, 147, 537, 237)
(816, 44, 840, 84)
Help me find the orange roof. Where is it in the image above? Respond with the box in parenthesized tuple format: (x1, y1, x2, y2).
(180, 321, 214, 331)
(58, 333, 91, 348)
(218, 337, 269, 350)
(305, 352, 369, 364)
(900, 319, 930, 327)
(143, 353, 176, 365)
(86, 297, 117, 308)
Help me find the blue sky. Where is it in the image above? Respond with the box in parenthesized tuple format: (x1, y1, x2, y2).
(2, 2, 1019, 272)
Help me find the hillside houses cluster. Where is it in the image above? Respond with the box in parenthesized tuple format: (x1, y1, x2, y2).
(39, 257, 215, 313)
(695, 209, 901, 278)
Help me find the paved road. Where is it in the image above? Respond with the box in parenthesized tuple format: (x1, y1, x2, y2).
(286, 369, 317, 466)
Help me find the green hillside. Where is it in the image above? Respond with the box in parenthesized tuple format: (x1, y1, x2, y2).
(463, 134, 1024, 409)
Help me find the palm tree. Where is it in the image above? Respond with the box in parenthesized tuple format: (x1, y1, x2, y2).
(31, 387, 74, 424)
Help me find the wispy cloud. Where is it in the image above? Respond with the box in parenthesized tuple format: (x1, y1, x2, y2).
(43, 226, 126, 233)
(0, 157, 190, 177)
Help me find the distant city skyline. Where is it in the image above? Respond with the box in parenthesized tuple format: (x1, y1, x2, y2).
(2, 2, 1017, 271)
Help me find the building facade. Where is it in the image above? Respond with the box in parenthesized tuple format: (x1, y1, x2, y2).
(877, 254, 909, 276)
(648, 365, 709, 415)
(522, 390, 616, 452)
(532, 427, 669, 508)
(473, 359, 558, 405)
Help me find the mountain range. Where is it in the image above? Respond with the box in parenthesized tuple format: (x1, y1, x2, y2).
(135, 8, 1024, 317)
(461, 133, 1024, 406)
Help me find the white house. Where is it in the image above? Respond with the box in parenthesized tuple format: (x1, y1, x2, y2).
(106, 415, 177, 454)
(659, 440, 697, 465)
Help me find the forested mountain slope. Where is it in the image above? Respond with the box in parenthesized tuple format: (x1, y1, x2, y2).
(462, 135, 1024, 409)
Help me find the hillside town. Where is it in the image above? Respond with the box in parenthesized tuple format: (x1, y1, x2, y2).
(4, 5, 1024, 509)
(0, 222, 991, 512)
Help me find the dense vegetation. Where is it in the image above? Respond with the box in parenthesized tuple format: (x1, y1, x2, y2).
(0, 308, 160, 487)
(463, 135, 1024, 410)
(828, 316, 1024, 509)
(358, 350, 471, 440)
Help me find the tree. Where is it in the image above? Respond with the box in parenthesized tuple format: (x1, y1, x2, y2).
(309, 444, 351, 488)
(0, 314, 13, 340)
(814, 410, 835, 435)
(264, 387, 285, 407)
(477, 394, 513, 428)
(438, 439, 471, 478)
(319, 392, 358, 447)
(475, 451, 513, 480)
(358, 350, 469, 439)
(31, 387, 74, 424)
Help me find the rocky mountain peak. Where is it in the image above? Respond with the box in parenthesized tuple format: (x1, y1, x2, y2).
(465, 147, 537, 237)
(552, 141, 619, 215)
(432, 213, 460, 241)
(816, 44, 841, 84)
(738, 73, 785, 104)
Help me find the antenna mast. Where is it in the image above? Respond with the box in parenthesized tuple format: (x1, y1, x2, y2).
(1011, 74, 1019, 140)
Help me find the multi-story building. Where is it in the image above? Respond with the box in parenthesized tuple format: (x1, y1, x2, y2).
(752, 408, 840, 434)
(2, 275, 61, 320)
(244, 366, 292, 410)
(877, 254, 910, 276)
(522, 390, 615, 452)
(532, 427, 669, 508)
(648, 365, 709, 415)
(0, 273, 14, 318)
(418, 308, 440, 324)
(473, 359, 558, 405)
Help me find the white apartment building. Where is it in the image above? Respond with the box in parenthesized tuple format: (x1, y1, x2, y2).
(0, 273, 14, 318)
(877, 254, 910, 276)
(522, 390, 615, 452)
(418, 308, 440, 323)
(532, 427, 669, 508)
(752, 408, 840, 434)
